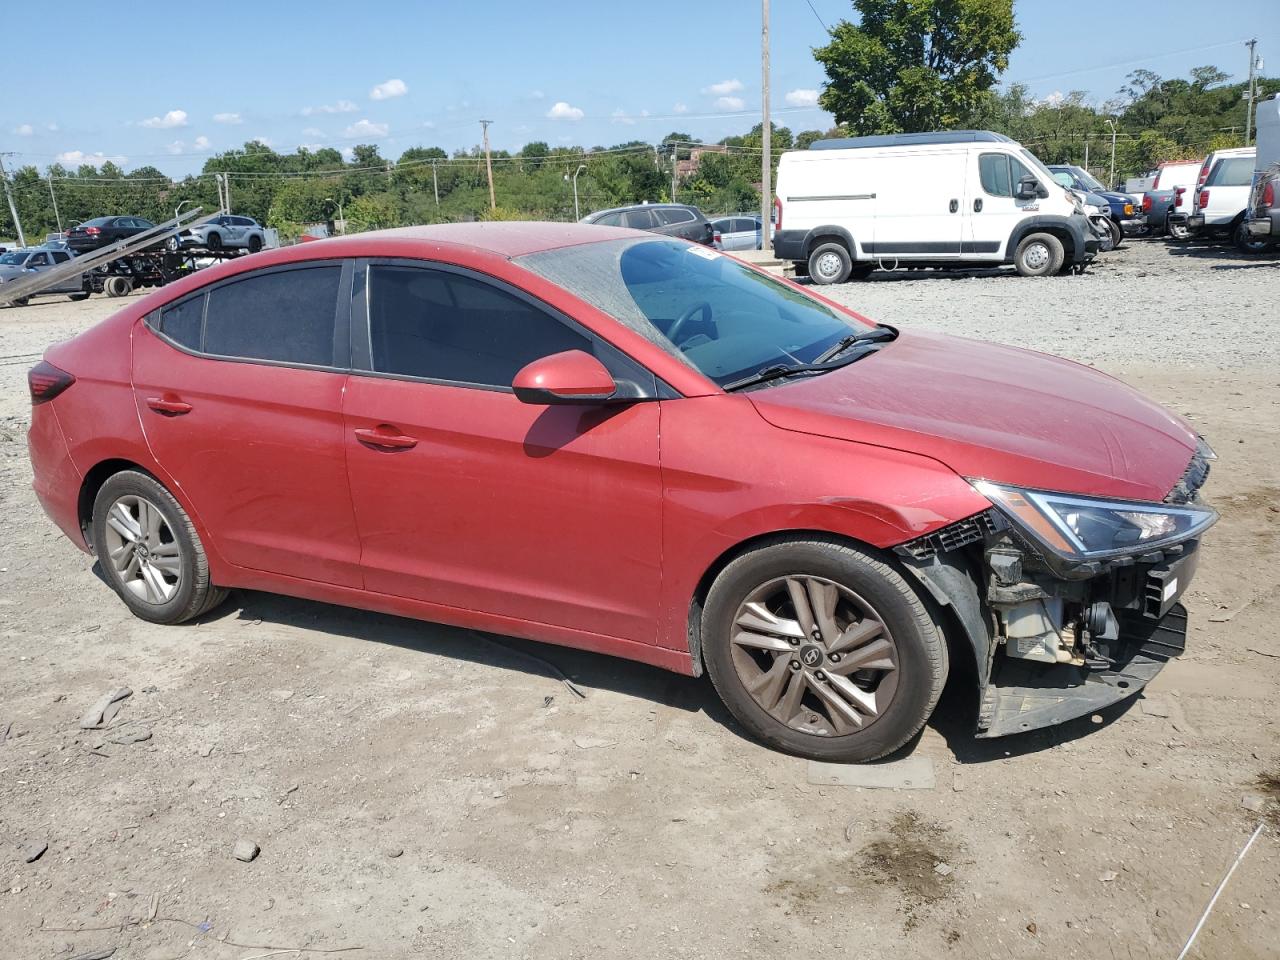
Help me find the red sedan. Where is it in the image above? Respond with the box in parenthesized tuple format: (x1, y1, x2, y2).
(27, 223, 1217, 761)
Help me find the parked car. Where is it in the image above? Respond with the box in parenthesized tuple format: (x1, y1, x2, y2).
(65, 216, 156, 253)
(581, 203, 715, 245)
(0, 246, 88, 305)
(1140, 161, 1201, 238)
(1047, 164, 1145, 246)
(774, 131, 1099, 282)
(1243, 95, 1280, 247)
(711, 215, 774, 251)
(170, 214, 269, 253)
(27, 223, 1217, 762)
(1185, 148, 1261, 249)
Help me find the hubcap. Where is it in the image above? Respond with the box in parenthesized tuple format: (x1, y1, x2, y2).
(815, 252, 842, 279)
(1024, 242, 1049, 270)
(102, 495, 182, 605)
(730, 575, 899, 737)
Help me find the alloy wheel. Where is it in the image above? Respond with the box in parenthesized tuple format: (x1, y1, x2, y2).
(102, 495, 183, 605)
(729, 575, 899, 736)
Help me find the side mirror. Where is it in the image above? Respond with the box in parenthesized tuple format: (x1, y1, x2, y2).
(513, 350, 618, 405)
(1017, 175, 1044, 200)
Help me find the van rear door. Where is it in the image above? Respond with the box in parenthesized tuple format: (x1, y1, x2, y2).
(867, 149, 966, 259)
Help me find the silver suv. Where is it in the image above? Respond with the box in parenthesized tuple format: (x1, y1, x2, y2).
(171, 214, 267, 252)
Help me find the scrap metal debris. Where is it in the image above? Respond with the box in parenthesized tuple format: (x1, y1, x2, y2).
(79, 687, 132, 729)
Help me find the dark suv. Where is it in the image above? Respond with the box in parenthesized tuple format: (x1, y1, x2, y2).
(581, 203, 715, 245)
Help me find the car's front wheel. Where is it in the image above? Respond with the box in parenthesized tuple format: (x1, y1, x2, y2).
(807, 242, 852, 284)
(702, 538, 947, 762)
(92, 470, 227, 624)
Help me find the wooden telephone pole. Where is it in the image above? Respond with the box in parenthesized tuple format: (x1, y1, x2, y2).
(480, 120, 496, 210)
(760, 0, 771, 250)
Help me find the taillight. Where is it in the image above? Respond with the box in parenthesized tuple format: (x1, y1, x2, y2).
(29, 361, 75, 405)
(1152, 168, 1162, 190)
(1142, 195, 1152, 212)
(773, 196, 783, 232)
(85, 226, 101, 235)
(1197, 158, 1212, 185)
(1175, 187, 1186, 208)
(1263, 181, 1275, 207)
(1198, 189, 1209, 209)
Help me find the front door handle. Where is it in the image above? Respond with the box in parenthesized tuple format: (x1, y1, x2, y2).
(146, 396, 193, 416)
(949, 198, 959, 213)
(973, 198, 984, 213)
(354, 426, 418, 450)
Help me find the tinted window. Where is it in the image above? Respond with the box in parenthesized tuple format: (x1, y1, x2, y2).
(204, 266, 340, 365)
(712, 218, 732, 232)
(80, 217, 112, 228)
(735, 218, 759, 233)
(366, 265, 591, 388)
(1207, 157, 1254, 187)
(27, 252, 50, 266)
(159, 295, 204, 349)
(234, 217, 255, 226)
(622, 208, 658, 229)
(657, 208, 695, 225)
(979, 153, 1012, 196)
(51, 251, 70, 263)
(593, 212, 623, 227)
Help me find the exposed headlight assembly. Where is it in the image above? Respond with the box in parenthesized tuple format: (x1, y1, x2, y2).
(971, 481, 1217, 560)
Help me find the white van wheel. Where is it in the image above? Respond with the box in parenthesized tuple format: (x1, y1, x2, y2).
(1014, 233, 1064, 277)
(808, 242, 852, 284)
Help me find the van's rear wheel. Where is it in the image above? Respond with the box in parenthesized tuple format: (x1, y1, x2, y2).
(808, 242, 852, 284)
(1014, 233, 1065, 277)
(702, 538, 947, 762)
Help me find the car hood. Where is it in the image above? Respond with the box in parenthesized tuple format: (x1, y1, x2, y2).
(0, 265, 29, 280)
(747, 331, 1197, 503)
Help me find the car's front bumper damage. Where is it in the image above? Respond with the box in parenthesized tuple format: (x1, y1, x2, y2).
(893, 449, 1212, 739)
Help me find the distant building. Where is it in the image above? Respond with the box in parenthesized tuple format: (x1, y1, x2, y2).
(677, 144, 728, 177)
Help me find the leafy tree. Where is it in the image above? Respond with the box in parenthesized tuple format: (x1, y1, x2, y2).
(814, 0, 1020, 134)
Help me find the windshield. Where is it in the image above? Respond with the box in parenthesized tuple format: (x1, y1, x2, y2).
(1070, 166, 1107, 192)
(516, 237, 865, 388)
(0, 251, 30, 265)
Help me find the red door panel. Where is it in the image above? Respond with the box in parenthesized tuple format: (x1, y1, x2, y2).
(342, 375, 663, 643)
(131, 325, 362, 586)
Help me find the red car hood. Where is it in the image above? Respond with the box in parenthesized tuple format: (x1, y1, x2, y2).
(748, 331, 1196, 503)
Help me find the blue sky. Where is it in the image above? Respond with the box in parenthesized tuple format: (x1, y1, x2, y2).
(2, 0, 1275, 175)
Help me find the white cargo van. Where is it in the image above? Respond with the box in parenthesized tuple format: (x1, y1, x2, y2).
(772, 131, 1100, 282)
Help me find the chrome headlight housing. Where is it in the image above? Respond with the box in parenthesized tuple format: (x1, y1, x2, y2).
(971, 481, 1218, 561)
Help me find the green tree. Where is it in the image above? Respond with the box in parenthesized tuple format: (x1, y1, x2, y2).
(814, 0, 1020, 134)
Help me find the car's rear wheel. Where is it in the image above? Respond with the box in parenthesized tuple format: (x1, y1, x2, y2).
(1107, 219, 1123, 250)
(702, 538, 947, 762)
(92, 470, 227, 625)
(206, 232, 223, 250)
(247, 234, 263, 253)
(1234, 219, 1272, 254)
(808, 242, 852, 284)
(1014, 232, 1065, 277)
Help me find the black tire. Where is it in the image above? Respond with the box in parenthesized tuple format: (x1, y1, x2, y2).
(1107, 218, 1123, 250)
(104, 276, 132, 298)
(68, 292, 91, 302)
(91, 470, 228, 625)
(12, 297, 30, 307)
(247, 234, 263, 253)
(206, 231, 223, 250)
(1013, 232, 1065, 277)
(702, 537, 947, 762)
(807, 241, 852, 285)
(1233, 218, 1272, 254)
(848, 264, 875, 281)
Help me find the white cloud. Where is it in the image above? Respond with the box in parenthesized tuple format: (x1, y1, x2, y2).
(166, 140, 185, 155)
(193, 135, 210, 150)
(213, 112, 242, 124)
(546, 101, 584, 120)
(13, 123, 34, 136)
(714, 96, 745, 111)
(528, 90, 545, 100)
(1042, 90, 1065, 107)
(302, 100, 357, 116)
(140, 109, 188, 129)
(611, 109, 636, 126)
(299, 142, 325, 152)
(46, 122, 58, 132)
(785, 88, 820, 107)
(673, 103, 689, 114)
(249, 136, 273, 148)
(56, 150, 127, 166)
(341, 146, 355, 161)
(344, 118, 389, 137)
(370, 78, 408, 101)
(302, 126, 324, 137)
(703, 79, 743, 96)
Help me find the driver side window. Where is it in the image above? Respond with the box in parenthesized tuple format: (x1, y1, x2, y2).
(979, 153, 1013, 197)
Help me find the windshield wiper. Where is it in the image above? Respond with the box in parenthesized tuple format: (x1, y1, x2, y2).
(723, 345, 886, 392)
(813, 324, 898, 363)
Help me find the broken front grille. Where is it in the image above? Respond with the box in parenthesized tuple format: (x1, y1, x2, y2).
(895, 511, 1000, 560)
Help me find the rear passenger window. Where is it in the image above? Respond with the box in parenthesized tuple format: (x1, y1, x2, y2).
(159, 295, 204, 349)
(1207, 157, 1254, 187)
(623, 209, 658, 229)
(204, 266, 340, 365)
(366, 265, 592, 388)
(657, 208, 695, 225)
(52, 251, 71, 264)
(979, 154, 1012, 197)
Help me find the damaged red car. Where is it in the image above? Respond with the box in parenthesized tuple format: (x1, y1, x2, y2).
(28, 223, 1217, 762)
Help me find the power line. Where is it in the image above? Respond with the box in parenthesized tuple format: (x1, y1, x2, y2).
(803, 0, 829, 32)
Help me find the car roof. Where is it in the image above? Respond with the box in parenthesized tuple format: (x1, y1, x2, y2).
(588, 203, 700, 217)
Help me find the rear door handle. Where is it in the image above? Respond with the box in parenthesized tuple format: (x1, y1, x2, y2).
(973, 198, 984, 213)
(146, 396, 193, 415)
(354, 426, 418, 450)
(949, 199, 959, 213)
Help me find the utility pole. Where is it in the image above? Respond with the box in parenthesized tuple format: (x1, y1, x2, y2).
(1106, 118, 1118, 189)
(479, 120, 496, 210)
(1083, 139, 1089, 172)
(431, 161, 439, 207)
(760, 0, 771, 250)
(1245, 38, 1259, 146)
(671, 145, 678, 202)
(0, 153, 27, 247)
(47, 177, 63, 234)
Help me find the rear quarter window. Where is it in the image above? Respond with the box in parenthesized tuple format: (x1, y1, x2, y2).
(657, 208, 695, 225)
(203, 266, 341, 365)
(1207, 157, 1255, 187)
(158, 295, 204, 350)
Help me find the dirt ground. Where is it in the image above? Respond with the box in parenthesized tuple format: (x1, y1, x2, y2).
(1, 238, 1277, 959)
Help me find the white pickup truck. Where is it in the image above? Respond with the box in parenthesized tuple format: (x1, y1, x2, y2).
(1185, 146, 1260, 249)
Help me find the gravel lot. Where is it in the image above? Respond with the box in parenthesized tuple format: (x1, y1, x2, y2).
(1, 238, 1277, 959)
